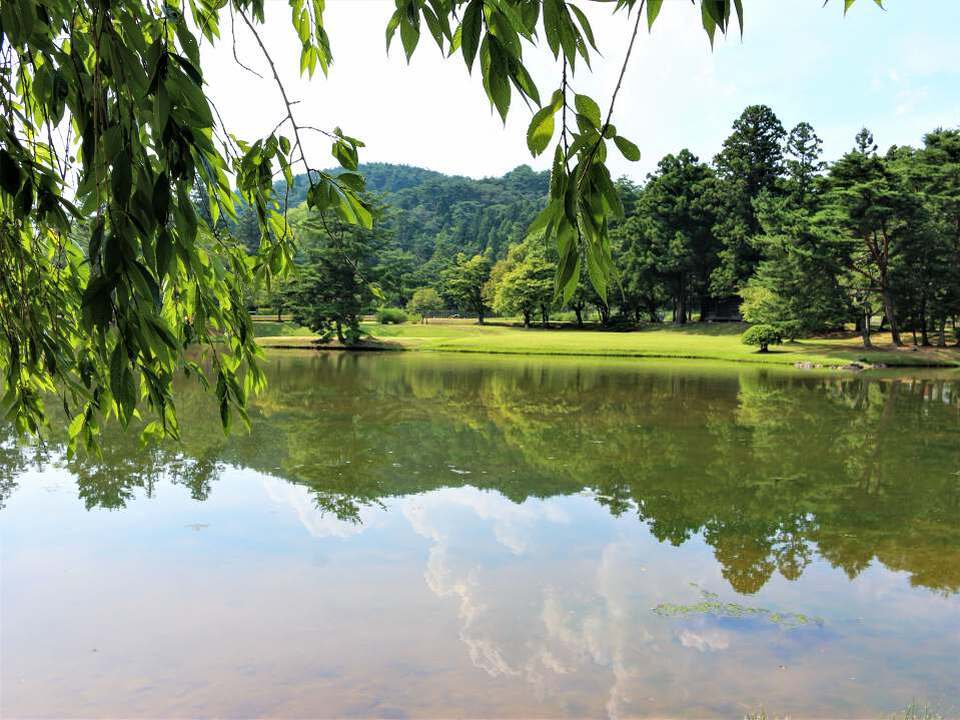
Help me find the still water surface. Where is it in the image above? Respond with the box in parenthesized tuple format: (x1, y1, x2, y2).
(2, 352, 959, 718)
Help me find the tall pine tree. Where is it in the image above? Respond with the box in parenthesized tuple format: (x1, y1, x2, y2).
(711, 105, 787, 298)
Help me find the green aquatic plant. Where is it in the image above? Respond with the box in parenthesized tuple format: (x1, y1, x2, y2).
(894, 700, 947, 720)
(744, 710, 789, 720)
(652, 584, 824, 628)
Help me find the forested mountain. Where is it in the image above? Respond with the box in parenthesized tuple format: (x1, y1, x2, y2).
(235, 163, 549, 270)
(372, 164, 548, 264)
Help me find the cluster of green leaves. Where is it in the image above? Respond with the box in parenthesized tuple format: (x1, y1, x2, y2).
(741, 324, 783, 352)
(441, 252, 493, 322)
(406, 286, 444, 318)
(0, 0, 369, 449)
(488, 240, 556, 326)
(290, 0, 332, 77)
(375, 306, 410, 324)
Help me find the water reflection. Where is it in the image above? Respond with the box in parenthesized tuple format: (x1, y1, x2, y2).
(3, 353, 960, 717)
(5, 353, 958, 596)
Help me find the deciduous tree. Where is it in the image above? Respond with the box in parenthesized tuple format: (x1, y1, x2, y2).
(442, 253, 492, 323)
(406, 287, 444, 322)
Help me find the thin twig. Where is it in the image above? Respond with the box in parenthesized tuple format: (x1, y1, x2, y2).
(229, 5, 265, 79)
(578, 0, 645, 189)
(237, 8, 315, 189)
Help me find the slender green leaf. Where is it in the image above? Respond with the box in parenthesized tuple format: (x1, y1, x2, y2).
(527, 105, 556, 157)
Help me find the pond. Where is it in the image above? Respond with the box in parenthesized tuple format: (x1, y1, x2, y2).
(2, 352, 959, 718)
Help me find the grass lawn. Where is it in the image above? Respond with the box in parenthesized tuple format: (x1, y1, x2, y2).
(254, 319, 960, 369)
(250, 320, 314, 338)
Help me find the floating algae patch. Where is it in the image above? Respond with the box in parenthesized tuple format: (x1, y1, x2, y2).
(652, 584, 824, 628)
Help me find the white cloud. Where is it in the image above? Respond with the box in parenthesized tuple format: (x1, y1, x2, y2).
(401, 489, 661, 719)
(678, 628, 730, 653)
(403, 487, 569, 677)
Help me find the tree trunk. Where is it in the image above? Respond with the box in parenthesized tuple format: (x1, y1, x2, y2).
(541, 305, 549, 327)
(675, 292, 687, 325)
(477, 305, 485, 324)
(522, 310, 531, 328)
(336, 319, 345, 344)
(937, 317, 947, 347)
(920, 298, 930, 346)
(880, 289, 902, 346)
(596, 303, 610, 326)
(574, 306, 583, 328)
(861, 308, 873, 348)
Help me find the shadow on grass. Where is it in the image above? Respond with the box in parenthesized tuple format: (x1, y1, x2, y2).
(635, 322, 748, 336)
(482, 321, 750, 336)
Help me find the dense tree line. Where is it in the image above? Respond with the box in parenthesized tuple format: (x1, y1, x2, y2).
(554, 107, 959, 346)
(265, 106, 960, 348)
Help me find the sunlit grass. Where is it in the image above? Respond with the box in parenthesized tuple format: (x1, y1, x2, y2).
(366, 321, 959, 367)
(251, 320, 314, 338)
(255, 318, 960, 368)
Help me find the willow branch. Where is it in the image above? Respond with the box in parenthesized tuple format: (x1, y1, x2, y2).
(578, 0, 645, 189)
(237, 8, 315, 186)
(229, 5, 264, 79)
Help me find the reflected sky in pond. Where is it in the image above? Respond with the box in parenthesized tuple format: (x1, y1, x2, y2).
(2, 353, 959, 718)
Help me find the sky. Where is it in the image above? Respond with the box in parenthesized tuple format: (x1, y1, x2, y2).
(203, 0, 960, 182)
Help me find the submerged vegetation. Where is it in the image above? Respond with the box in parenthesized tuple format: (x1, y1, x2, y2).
(652, 584, 824, 628)
(895, 701, 949, 720)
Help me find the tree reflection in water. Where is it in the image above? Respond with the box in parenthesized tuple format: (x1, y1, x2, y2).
(3, 352, 958, 595)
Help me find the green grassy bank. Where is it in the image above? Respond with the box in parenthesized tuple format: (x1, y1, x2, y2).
(254, 319, 960, 369)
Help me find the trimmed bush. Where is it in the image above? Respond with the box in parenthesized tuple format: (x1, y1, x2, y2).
(741, 324, 783, 353)
(375, 307, 409, 324)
